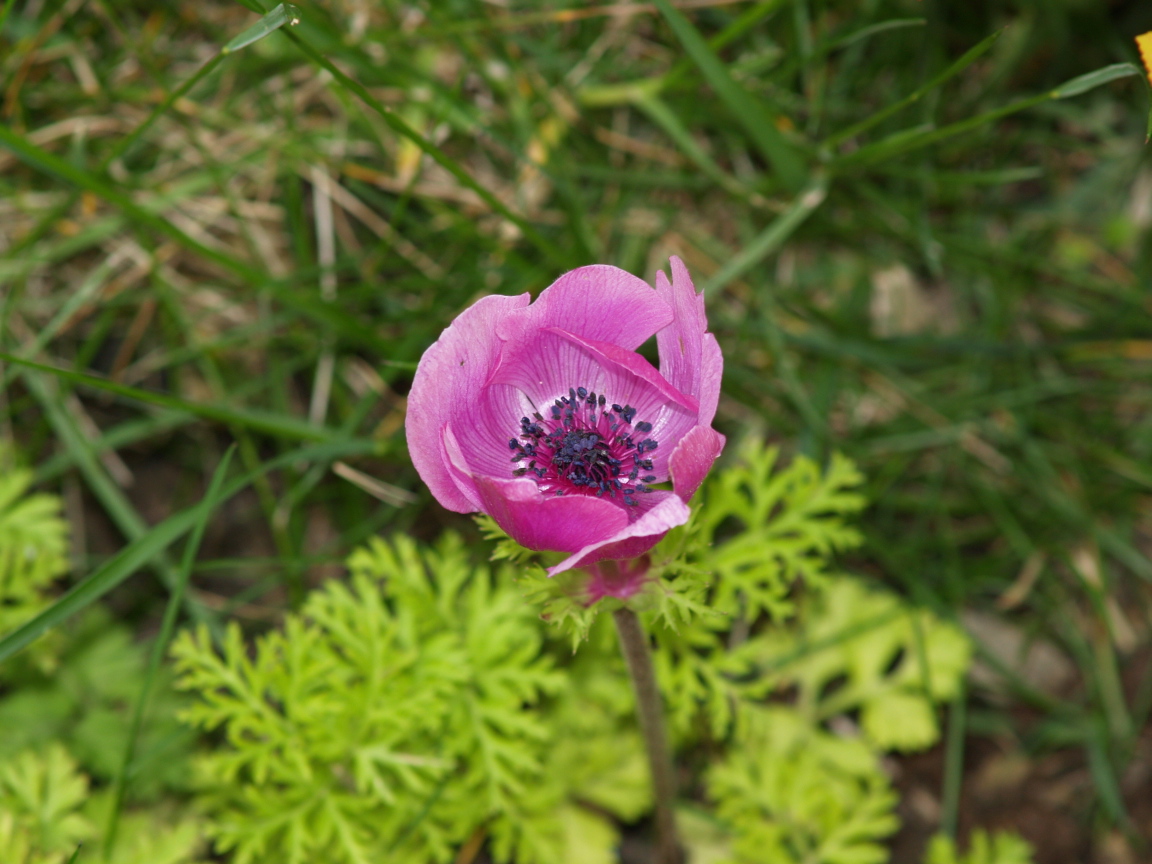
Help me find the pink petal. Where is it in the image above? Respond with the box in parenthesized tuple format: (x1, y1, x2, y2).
(452, 382, 537, 479)
(655, 256, 723, 426)
(485, 328, 697, 442)
(670, 425, 726, 503)
(696, 333, 723, 428)
(546, 490, 691, 576)
(406, 293, 530, 513)
(545, 328, 699, 414)
(496, 265, 673, 351)
(473, 474, 631, 553)
(441, 423, 483, 510)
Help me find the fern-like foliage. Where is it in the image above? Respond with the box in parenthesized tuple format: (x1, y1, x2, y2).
(0, 457, 69, 673)
(172, 533, 599, 864)
(0, 608, 197, 800)
(646, 442, 868, 739)
(0, 744, 92, 864)
(684, 442, 866, 623)
(926, 831, 1035, 864)
(706, 706, 899, 864)
(0, 744, 206, 864)
(749, 578, 971, 752)
(671, 577, 973, 862)
(170, 444, 986, 864)
(488, 442, 865, 647)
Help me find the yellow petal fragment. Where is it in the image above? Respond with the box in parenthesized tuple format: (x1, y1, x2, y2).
(1137, 31, 1152, 87)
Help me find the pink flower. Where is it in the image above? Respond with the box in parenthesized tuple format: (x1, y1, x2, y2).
(405, 257, 724, 591)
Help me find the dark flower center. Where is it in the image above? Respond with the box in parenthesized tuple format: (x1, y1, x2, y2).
(508, 386, 659, 506)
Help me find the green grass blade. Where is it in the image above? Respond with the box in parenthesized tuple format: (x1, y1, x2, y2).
(0, 257, 123, 389)
(0, 439, 371, 666)
(834, 60, 1140, 170)
(769, 17, 926, 89)
(0, 0, 285, 266)
(224, 3, 300, 53)
(702, 176, 828, 292)
(19, 369, 213, 630)
(1086, 717, 1132, 829)
(1050, 63, 1140, 99)
(0, 125, 264, 285)
(0, 498, 201, 666)
(104, 55, 223, 167)
(102, 446, 236, 860)
(823, 28, 1004, 150)
(1, 352, 340, 443)
(578, 0, 788, 109)
(832, 98, 1045, 169)
(635, 94, 751, 202)
(697, 177, 828, 441)
(33, 412, 191, 484)
(833, 17, 925, 50)
(651, 0, 806, 191)
(281, 30, 570, 269)
(940, 682, 967, 838)
(0, 0, 17, 39)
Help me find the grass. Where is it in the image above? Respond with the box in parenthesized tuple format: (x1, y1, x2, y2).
(2, 0, 1152, 859)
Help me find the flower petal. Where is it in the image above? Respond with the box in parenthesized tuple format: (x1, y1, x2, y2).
(546, 490, 691, 576)
(473, 474, 630, 553)
(486, 327, 697, 427)
(496, 264, 673, 350)
(406, 293, 530, 512)
(545, 328, 699, 414)
(441, 423, 483, 510)
(454, 382, 537, 480)
(670, 425, 726, 503)
(655, 256, 723, 426)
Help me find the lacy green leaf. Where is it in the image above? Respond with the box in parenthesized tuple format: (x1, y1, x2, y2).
(707, 706, 898, 864)
(926, 830, 1035, 864)
(649, 442, 868, 738)
(0, 744, 207, 864)
(0, 457, 70, 674)
(0, 609, 196, 800)
(751, 578, 972, 752)
(688, 441, 866, 623)
(172, 533, 567, 864)
(0, 745, 92, 862)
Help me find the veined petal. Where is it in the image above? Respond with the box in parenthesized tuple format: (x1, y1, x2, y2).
(655, 256, 723, 426)
(696, 333, 723, 428)
(407, 293, 530, 512)
(496, 264, 673, 350)
(441, 423, 483, 511)
(473, 474, 630, 553)
(545, 328, 699, 414)
(487, 327, 696, 425)
(670, 425, 726, 503)
(547, 490, 691, 576)
(457, 381, 537, 479)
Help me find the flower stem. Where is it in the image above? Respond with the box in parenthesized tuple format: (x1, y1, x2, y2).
(613, 606, 682, 864)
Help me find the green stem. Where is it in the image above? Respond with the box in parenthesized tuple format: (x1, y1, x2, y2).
(613, 606, 681, 864)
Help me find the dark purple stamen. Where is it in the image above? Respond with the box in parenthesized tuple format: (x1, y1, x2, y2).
(508, 386, 661, 504)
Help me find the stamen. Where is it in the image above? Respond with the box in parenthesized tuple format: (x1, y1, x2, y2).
(508, 386, 661, 504)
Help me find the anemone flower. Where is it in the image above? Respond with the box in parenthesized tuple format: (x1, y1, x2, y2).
(406, 256, 724, 598)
